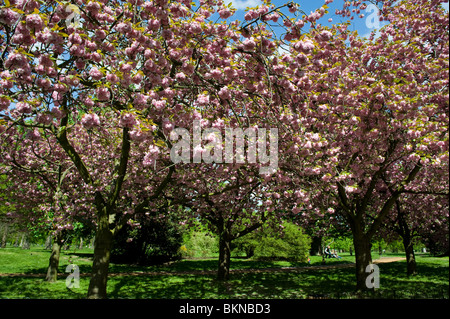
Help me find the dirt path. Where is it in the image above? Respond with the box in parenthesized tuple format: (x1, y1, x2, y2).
(0, 258, 406, 278)
(373, 257, 406, 264)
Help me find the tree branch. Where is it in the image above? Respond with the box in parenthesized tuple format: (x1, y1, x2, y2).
(367, 160, 422, 239)
(108, 127, 131, 209)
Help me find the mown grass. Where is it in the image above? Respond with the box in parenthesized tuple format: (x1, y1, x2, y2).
(0, 246, 448, 299)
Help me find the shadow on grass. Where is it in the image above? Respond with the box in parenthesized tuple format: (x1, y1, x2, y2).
(0, 276, 87, 299)
(105, 267, 357, 299)
(1, 248, 447, 299)
(105, 260, 448, 299)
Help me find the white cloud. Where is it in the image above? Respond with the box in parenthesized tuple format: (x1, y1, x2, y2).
(223, 0, 261, 10)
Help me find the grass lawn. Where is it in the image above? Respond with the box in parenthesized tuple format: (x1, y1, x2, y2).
(0, 246, 448, 299)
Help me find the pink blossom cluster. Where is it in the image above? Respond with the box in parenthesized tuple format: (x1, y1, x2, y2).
(196, 94, 210, 106)
(143, 145, 160, 167)
(293, 40, 315, 53)
(0, 96, 10, 111)
(81, 113, 100, 129)
(96, 87, 110, 101)
(25, 14, 44, 31)
(119, 112, 137, 128)
(15, 101, 33, 114)
(0, 8, 20, 26)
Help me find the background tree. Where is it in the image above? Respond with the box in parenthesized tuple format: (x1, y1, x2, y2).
(383, 161, 449, 275)
(272, 0, 448, 290)
(233, 221, 311, 261)
(169, 164, 279, 280)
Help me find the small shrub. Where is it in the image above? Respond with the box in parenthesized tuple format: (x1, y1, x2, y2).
(182, 231, 219, 258)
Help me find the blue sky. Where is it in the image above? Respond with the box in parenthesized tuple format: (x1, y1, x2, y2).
(223, 0, 449, 39)
(223, 0, 379, 36)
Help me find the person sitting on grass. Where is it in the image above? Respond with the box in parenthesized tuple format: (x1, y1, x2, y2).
(324, 246, 332, 258)
(332, 250, 342, 259)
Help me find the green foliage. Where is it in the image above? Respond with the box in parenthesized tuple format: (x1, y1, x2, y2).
(181, 230, 219, 258)
(234, 222, 311, 261)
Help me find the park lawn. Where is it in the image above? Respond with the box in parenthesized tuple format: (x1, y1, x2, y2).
(0, 246, 448, 299)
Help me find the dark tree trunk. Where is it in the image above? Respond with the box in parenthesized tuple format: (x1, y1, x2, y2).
(87, 209, 113, 299)
(396, 203, 417, 276)
(353, 236, 372, 291)
(403, 235, 417, 276)
(217, 230, 232, 281)
(45, 232, 64, 282)
(350, 219, 373, 291)
(310, 236, 322, 256)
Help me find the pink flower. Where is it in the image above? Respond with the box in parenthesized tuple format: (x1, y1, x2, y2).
(129, 129, 147, 142)
(119, 112, 137, 128)
(218, 8, 232, 19)
(119, 63, 133, 74)
(81, 113, 100, 129)
(16, 102, 33, 114)
(28, 129, 41, 141)
(208, 69, 222, 80)
(143, 145, 160, 167)
(96, 87, 110, 101)
(26, 14, 44, 31)
(36, 113, 53, 125)
(288, 3, 297, 13)
(83, 96, 95, 107)
(89, 67, 103, 80)
(175, 72, 186, 81)
(51, 107, 65, 119)
(190, 22, 202, 33)
(106, 73, 119, 83)
(95, 29, 107, 39)
(152, 99, 166, 110)
(319, 30, 332, 41)
(196, 94, 210, 106)
(147, 19, 160, 31)
(307, 11, 321, 22)
(116, 22, 131, 34)
(86, 1, 101, 14)
(133, 93, 149, 107)
(243, 38, 256, 51)
(212, 118, 224, 129)
(244, 10, 258, 21)
(68, 33, 82, 45)
(0, 96, 11, 111)
(5, 53, 28, 70)
(132, 72, 143, 84)
(218, 86, 231, 100)
(345, 185, 357, 193)
(39, 55, 53, 68)
(0, 8, 21, 26)
(294, 40, 315, 53)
